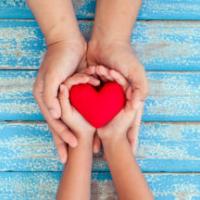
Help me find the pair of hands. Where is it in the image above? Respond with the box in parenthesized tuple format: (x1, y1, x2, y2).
(59, 66, 138, 145)
(33, 39, 148, 163)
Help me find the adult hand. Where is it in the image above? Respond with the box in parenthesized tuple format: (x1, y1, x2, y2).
(33, 40, 86, 163)
(87, 41, 148, 153)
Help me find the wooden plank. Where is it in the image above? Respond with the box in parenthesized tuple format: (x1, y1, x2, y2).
(1, 0, 200, 20)
(0, 172, 199, 199)
(0, 70, 200, 121)
(1, 20, 200, 70)
(0, 122, 200, 172)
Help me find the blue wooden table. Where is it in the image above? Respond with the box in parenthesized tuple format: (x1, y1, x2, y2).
(0, 0, 200, 199)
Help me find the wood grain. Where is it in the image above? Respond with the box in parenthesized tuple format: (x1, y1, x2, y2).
(0, 121, 199, 172)
(0, 70, 200, 121)
(1, 0, 200, 20)
(0, 172, 199, 200)
(1, 20, 200, 70)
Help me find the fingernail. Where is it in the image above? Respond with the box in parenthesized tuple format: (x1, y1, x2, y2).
(50, 109, 59, 119)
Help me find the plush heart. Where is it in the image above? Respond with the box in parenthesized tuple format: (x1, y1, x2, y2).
(69, 82, 125, 128)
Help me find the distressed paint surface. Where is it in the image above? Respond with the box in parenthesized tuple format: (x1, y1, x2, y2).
(1, 20, 200, 70)
(0, 71, 200, 121)
(1, 0, 200, 20)
(0, 1, 200, 199)
(0, 122, 199, 172)
(0, 172, 199, 200)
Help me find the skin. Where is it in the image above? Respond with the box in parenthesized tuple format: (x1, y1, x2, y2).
(27, 0, 148, 162)
(27, 0, 87, 163)
(57, 67, 153, 200)
(56, 74, 99, 200)
(94, 67, 153, 200)
(87, 0, 148, 152)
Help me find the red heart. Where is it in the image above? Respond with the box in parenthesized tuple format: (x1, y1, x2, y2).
(69, 82, 125, 128)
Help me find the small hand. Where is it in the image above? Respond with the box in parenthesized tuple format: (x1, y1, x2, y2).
(87, 41, 147, 152)
(94, 66, 136, 144)
(59, 73, 100, 139)
(33, 40, 86, 163)
(84, 65, 141, 153)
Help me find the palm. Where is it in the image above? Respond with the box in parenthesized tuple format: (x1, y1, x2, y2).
(67, 107, 94, 135)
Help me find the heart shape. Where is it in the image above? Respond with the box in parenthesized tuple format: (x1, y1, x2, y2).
(69, 82, 125, 128)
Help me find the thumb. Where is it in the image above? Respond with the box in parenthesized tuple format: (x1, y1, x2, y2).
(130, 75, 148, 110)
(59, 84, 72, 116)
(129, 65, 148, 109)
(43, 75, 62, 119)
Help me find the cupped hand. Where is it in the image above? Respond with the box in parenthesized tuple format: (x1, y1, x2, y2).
(58, 73, 100, 139)
(96, 68, 135, 140)
(84, 65, 143, 153)
(33, 40, 86, 163)
(87, 41, 147, 152)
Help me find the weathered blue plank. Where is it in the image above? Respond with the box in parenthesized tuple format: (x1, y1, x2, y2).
(0, 172, 199, 199)
(0, 70, 200, 121)
(0, 122, 200, 172)
(1, 0, 200, 20)
(1, 20, 200, 70)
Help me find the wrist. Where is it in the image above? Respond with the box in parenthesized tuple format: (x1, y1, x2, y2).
(77, 133, 94, 146)
(91, 23, 131, 46)
(87, 38, 131, 63)
(45, 20, 85, 47)
(98, 130, 127, 147)
(88, 37, 130, 53)
(102, 136, 131, 156)
(46, 37, 87, 61)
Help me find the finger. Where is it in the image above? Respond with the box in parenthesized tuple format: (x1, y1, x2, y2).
(131, 89, 146, 110)
(128, 103, 144, 154)
(88, 76, 101, 86)
(84, 66, 96, 75)
(50, 128, 68, 164)
(109, 69, 128, 90)
(127, 127, 138, 155)
(125, 86, 132, 101)
(124, 87, 136, 113)
(95, 66, 108, 82)
(125, 87, 142, 111)
(43, 74, 61, 119)
(93, 134, 101, 154)
(36, 90, 78, 148)
(59, 84, 72, 116)
(64, 74, 100, 90)
(129, 67, 149, 102)
(96, 65, 114, 81)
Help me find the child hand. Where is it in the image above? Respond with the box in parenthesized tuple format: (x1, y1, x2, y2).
(59, 73, 100, 140)
(85, 65, 141, 152)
